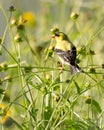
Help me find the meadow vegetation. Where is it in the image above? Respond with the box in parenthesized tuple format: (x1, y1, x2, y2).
(0, 0, 104, 130)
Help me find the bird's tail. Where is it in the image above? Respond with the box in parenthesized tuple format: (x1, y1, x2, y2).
(70, 64, 81, 75)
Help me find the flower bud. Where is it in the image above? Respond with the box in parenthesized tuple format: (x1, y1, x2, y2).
(14, 34, 22, 42)
(8, 5, 16, 12)
(85, 96, 91, 104)
(70, 12, 79, 20)
(4, 75, 12, 82)
(88, 67, 96, 73)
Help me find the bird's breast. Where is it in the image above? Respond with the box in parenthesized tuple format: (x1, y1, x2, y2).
(55, 41, 71, 51)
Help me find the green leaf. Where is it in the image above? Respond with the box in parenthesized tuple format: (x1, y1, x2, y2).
(30, 107, 38, 121)
(92, 99, 102, 113)
(43, 106, 53, 127)
(28, 81, 42, 90)
(0, 88, 5, 94)
(73, 81, 80, 94)
(100, 80, 104, 88)
(85, 97, 102, 113)
(65, 120, 89, 130)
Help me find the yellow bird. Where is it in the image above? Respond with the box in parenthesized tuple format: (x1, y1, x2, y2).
(51, 29, 81, 75)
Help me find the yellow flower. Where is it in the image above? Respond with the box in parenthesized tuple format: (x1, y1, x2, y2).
(22, 12, 36, 27)
(0, 103, 11, 125)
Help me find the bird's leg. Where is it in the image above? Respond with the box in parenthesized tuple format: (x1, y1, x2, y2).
(57, 61, 64, 73)
(60, 64, 64, 73)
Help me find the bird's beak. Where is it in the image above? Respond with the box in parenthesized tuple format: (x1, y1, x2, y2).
(52, 34, 55, 38)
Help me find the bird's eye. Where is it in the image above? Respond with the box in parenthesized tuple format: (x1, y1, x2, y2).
(55, 33, 60, 37)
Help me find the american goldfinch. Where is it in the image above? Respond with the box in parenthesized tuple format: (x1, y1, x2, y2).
(51, 28, 81, 75)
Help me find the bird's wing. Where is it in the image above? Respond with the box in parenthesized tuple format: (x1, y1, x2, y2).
(55, 46, 77, 66)
(67, 46, 76, 65)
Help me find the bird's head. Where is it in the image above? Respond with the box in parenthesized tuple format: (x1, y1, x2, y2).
(52, 32, 69, 41)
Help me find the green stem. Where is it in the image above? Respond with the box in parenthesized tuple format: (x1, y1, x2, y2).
(60, 72, 63, 93)
(0, 6, 18, 56)
(45, 76, 74, 130)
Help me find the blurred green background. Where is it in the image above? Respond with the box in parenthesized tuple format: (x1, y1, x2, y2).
(0, 0, 104, 64)
(0, 0, 104, 130)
